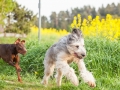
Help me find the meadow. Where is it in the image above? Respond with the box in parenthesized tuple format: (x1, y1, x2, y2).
(0, 14, 120, 90)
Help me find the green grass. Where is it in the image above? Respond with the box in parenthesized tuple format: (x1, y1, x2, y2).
(0, 74, 119, 90)
(0, 35, 120, 90)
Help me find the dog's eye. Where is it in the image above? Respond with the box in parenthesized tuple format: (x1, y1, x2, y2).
(76, 45, 79, 48)
(69, 38, 74, 41)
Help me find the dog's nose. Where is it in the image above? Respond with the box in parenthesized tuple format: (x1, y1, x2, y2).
(24, 48, 27, 52)
(81, 53, 86, 57)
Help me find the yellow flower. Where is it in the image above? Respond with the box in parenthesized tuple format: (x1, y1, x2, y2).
(30, 14, 120, 41)
(35, 71, 38, 75)
(88, 15, 92, 21)
(77, 14, 81, 18)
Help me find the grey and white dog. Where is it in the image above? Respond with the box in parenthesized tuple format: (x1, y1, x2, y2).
(41, 28, 96, 87)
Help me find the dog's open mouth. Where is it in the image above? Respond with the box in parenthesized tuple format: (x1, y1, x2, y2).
(74, 53, 82, 59)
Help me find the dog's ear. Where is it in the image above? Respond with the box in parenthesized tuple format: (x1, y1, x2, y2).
(21, 40, 25, 44)
(72, 28, 82, 37)
(14, 38, 21, 44)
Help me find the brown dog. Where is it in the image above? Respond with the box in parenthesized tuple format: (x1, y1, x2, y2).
(0, 38, 27, 82)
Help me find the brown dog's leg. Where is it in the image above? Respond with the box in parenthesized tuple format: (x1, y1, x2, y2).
(13, 56, 22, 83)
(4, 57, 22, 82)
(15, 63, 22, 82)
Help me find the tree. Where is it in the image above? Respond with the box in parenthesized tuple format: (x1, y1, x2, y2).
(0, 0, 15, 24)
(50, 12, 57, 28)
(5, 2, 37, 34)
(37, 2, 120, 30)
(41, 16, 49, 28)
(98, 5, 106, 17)
(116, 3, 120, 16)
(58, 11, 69, 29)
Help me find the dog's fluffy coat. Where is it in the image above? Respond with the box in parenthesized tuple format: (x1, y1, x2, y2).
(41, 28, 96, 87)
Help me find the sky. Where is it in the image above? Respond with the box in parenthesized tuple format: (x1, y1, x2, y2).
(15, 0, 120, 18)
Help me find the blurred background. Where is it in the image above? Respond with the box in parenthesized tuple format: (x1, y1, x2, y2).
(0, 0, 120, 90)
(0, 0, 120, 37)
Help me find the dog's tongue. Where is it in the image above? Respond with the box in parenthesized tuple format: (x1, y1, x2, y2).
(74, 53, 82, 59)
(74, 53, 77, 56)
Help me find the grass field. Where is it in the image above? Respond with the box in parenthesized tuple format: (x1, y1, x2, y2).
(0, 33, 120, 90)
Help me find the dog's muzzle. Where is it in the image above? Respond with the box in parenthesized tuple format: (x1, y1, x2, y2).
(74, 52, 86, 59)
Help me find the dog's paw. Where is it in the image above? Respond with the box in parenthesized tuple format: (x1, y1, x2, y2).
(18, 78, 22, 83)
(81, 71, 96, 87)
(87, 81, 96, 87)
(41, 80, 47, 87)
(41, 80, 44, 85)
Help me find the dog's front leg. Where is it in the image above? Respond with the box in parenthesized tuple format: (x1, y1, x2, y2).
(14, 56, 22, 82)
(77, 59, 96, 87)
(55, 68, 63, 86)
(56, 61, 79, 86)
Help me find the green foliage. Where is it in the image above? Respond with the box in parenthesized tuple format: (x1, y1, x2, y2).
(0, 37, 16, 43)
(0, 0, 16, 24)
(85, 37, 120, 75)
(18, 36, 120, 80)
(0, 36, 120, 89)
(20, 40, 52, 78)
(5, 2, 37, 34)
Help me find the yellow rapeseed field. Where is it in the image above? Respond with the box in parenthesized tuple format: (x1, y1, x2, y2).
(30, 26, 69, 37)
(71, 14, 120, 40)
(30, 14, 120, 40)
